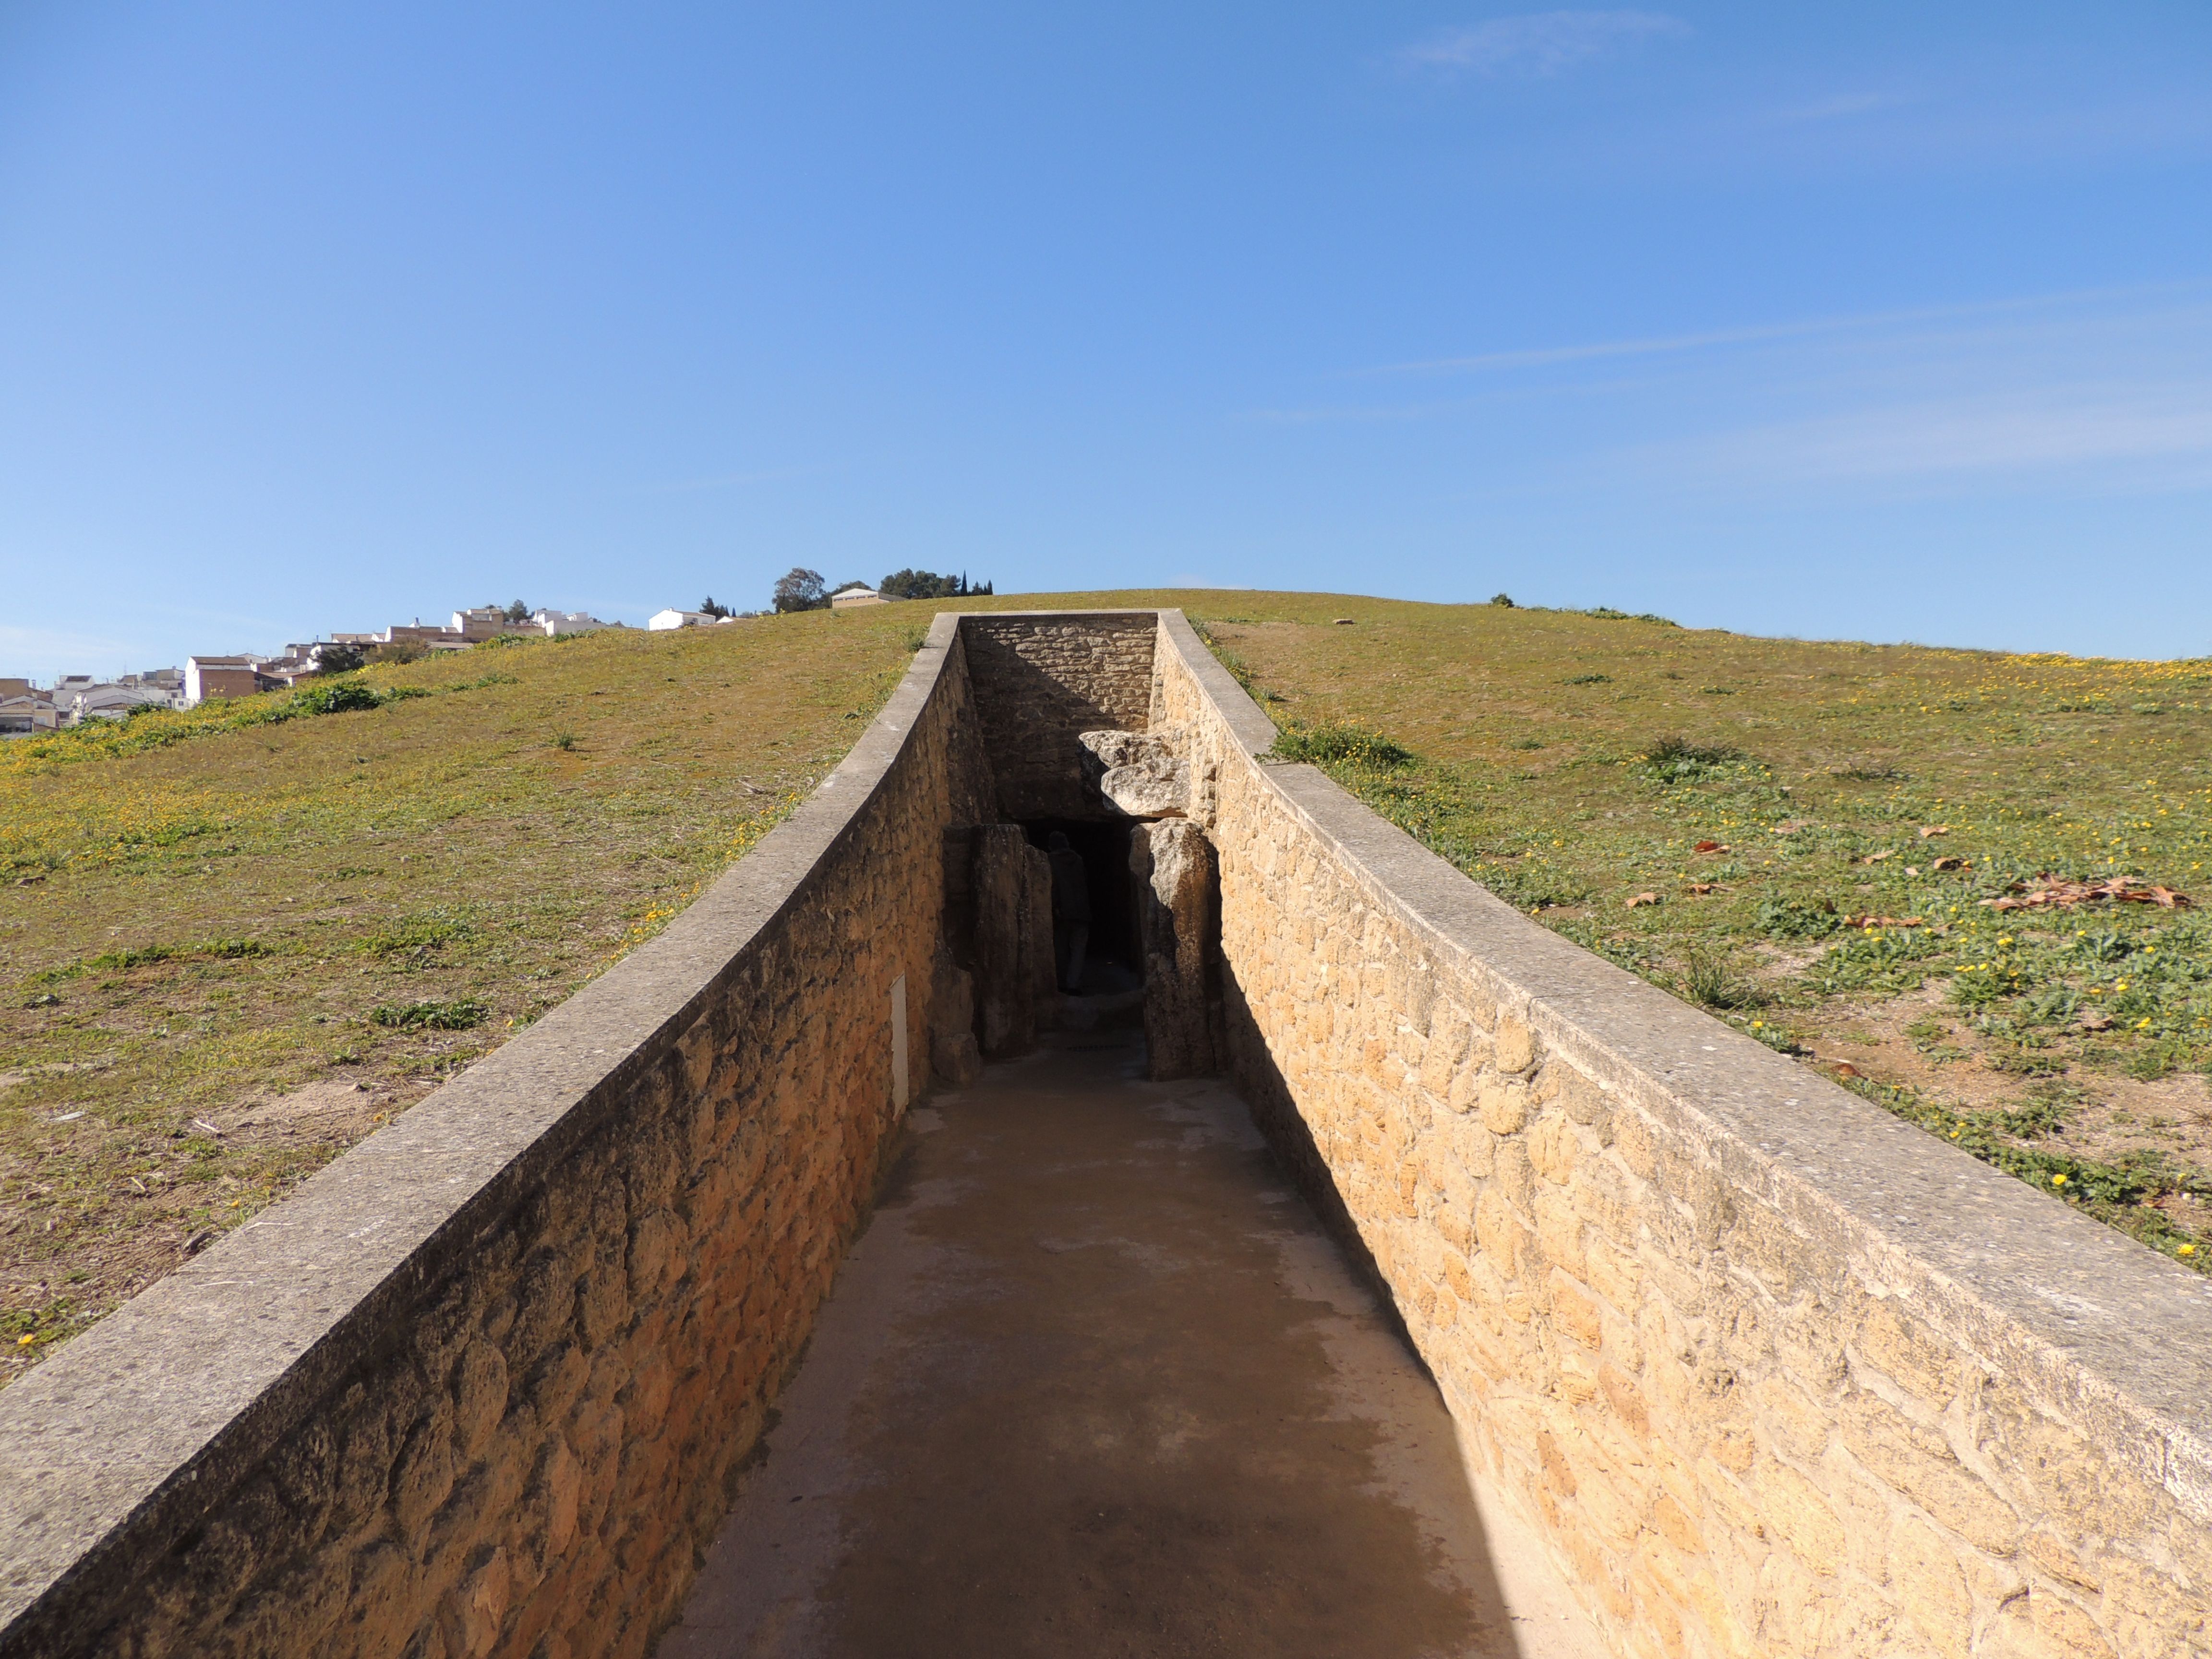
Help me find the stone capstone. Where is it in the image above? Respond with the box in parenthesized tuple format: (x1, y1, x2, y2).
(1080, 727, 1189, 818)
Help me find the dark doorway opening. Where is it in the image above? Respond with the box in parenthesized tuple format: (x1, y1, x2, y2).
(1022, 819, 1139, 995)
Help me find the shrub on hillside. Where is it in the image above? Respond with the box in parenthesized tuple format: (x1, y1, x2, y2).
(1639, 733, 1745, 784)
(290, 678, 386, 716)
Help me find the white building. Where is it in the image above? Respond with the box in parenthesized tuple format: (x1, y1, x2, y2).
(649, 609, 717, 631)
(451, 608, 518, 641)
(185, 656, 272, 707)
(829, 585, 886, 610)
(118, 668, 188, 709)
(62, 684, 174, 724)
(0, 692, 57, 738)
(530, 611, 617, 636)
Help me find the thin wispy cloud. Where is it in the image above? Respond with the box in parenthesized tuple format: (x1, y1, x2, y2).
(1671, 389, 2212, 489)
(1367, 287, 2200, 379)
(1770, 92, 1897, 125)
(1375, 316, 1868, 378)
(1400, 11, 1689, 77)
(1247, 287, 2212, 513)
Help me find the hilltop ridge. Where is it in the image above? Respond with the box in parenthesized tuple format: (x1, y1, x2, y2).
(4, 589, 2209, 1382)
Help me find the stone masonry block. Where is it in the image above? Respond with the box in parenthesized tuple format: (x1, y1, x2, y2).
(1744, 1457, 1847, 1576)
(1840, 1397, 2023, 1555)
(1529, 1114, 1579, 1184)
(1848, 1294, 1963, 1405)
(1494, 1012, 1537, 1074)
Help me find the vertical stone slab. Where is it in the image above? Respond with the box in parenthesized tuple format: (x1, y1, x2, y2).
(972, 825, 1037, 1057)
(928, 939, 982, 1084)
(1133, 820, 1215, 1080)
(1022, 842, 1058, 1026)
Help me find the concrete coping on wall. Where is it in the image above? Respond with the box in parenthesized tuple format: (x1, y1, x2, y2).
(1150, 611, 2212, 1523)
(0, 611, 972, 1637)
(12, 602, 2212, 1642)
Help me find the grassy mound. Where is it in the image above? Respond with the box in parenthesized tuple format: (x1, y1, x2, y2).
(10, 585, 2209, 1379)
(0, 610, 919, 1374)
(1179, 593, 2212, 1274)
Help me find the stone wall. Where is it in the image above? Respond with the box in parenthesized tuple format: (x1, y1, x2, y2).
(1153, 612, 2212, 1659)
(959, 612, 1156, 820)
(11, 606, 2211, 1659)
(0, 617, 996, 1659)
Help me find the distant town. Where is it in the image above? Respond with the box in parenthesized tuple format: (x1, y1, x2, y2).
(0, 567, 990, 738)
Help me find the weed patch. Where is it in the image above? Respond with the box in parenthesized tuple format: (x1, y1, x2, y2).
(1638, 734, 1748, 785)
(1268, 721, 1415, 769)
(358, 914, 472, 959)
(1681, 950, 1767, 1010)
(369, 999, 490, 1031)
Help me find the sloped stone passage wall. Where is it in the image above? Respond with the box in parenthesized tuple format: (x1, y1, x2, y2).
(0, 617, 994, 1659)
(11, 607, 2211, 1659)
(1152, 613, 2212, 1659)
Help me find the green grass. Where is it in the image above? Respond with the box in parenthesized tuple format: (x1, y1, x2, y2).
(0, 610, 919, 1376)
(1167, 593, 2212, 1275)
(9, 583, 2210, 1378)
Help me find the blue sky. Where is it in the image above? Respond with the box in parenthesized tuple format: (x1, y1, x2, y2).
(2, 3, 2209, 675)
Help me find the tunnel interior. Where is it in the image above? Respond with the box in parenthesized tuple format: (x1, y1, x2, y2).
(1021, 817, 1141, 995)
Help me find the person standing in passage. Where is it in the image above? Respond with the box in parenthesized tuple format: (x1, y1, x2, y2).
(1046, 831, 1091, 993)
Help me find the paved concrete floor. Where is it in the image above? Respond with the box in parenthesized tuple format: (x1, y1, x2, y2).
(660, 1027, 1600, 1659)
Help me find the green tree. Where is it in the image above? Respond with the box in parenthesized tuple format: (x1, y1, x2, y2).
(772, 568, 829, 613)
(878, 568, 993, 600)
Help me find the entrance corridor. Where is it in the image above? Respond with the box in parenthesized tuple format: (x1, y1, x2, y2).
(661, 1029, 1600, 1659)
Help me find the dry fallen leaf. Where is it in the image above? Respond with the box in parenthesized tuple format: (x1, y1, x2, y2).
(1693, 840, 1728, 854)
(1686, 882, 1718, 896)
(1861, 850, 1893, 863)
(1930, 856, 1969, 872)
(1625, 892, 1660, 909)
(1832, 1062, 1862, 1080)
(1905, 866, 1921, 877)
(1842, 914, 1924, 929)
(2079, 1013, 2116, 1033)
(1774, 819, 1811, 834)
(1983, 875, 2194, 913)
(1918, 825, 1950, 838)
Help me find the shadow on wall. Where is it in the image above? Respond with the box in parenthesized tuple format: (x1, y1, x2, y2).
(960, 614, 1158, 821)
